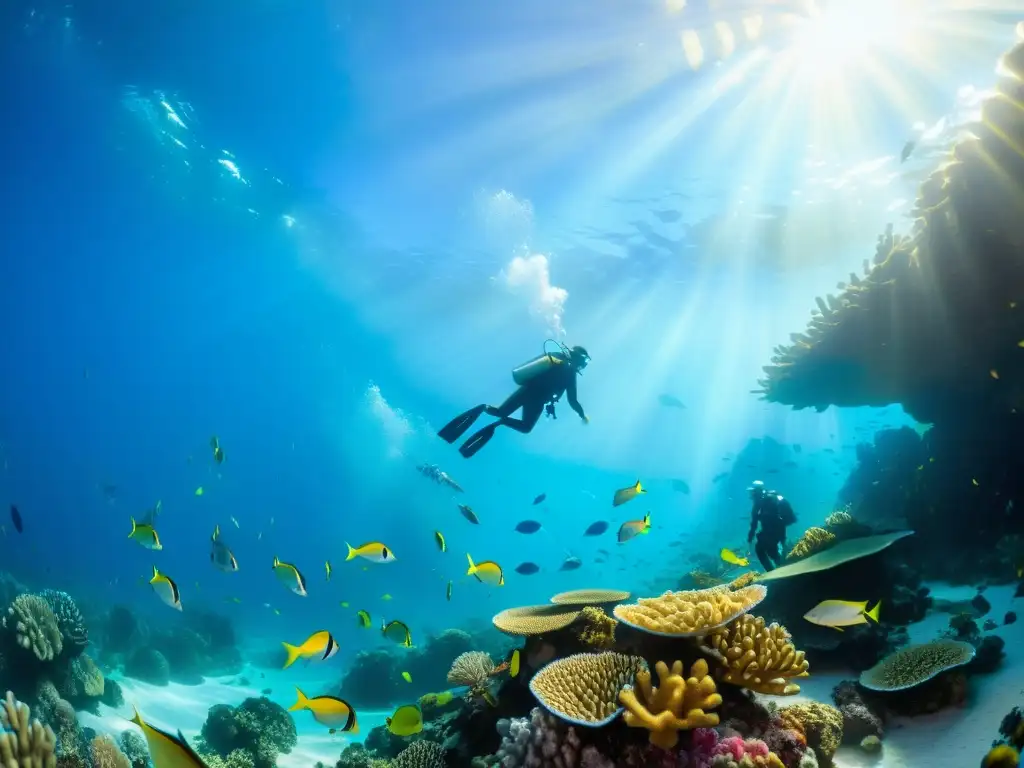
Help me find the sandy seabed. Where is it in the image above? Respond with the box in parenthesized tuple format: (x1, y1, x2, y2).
(78, 583, 1021, 768)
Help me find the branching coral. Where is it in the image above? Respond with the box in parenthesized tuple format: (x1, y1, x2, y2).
(778, 704, 843, 763)
(575, 607, 616, 650)
(786, 528, 836, 560)
(492, 605, 582, 636)
(529, 652, 645, 727)
(91, 735, 130, 768)
(613, 585, 767, 637)
(859, 639, 975, 691)
(619, 658, 722, 749)
(2, 595, 62, 662)
(37, 590, 88, 656)
(446, 651, 495, 688)
(0, 690, 56, 768)
(701, 614, 810, 695)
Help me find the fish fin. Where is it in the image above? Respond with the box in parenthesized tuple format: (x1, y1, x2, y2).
(273, 556, 280, 567)
(350, 720, 360, 735)
(345, 542, 357, 561)
(212, 525, 220, 541)
(831, 626, 844, 632)
(282, 642, 302, 669)
(150, 565, 160, 582)
(129, 704, 144, 729)
(466, 553, 476, 575)
(289, 686, 308, 712)
(866, 601, 882, 623)
(635, 480, 645, 493)
(129, 517, 137, 537)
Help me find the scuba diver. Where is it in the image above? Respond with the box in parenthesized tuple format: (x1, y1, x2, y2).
(438, 341, 590, 459)
(746, 480, 797, 571)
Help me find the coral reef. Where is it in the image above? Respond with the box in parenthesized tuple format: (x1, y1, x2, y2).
(548, 590, 630, 606)
(0, 690, 56, 768)
(612, 585, 767, 637)
(492, 607, 582, 636)
(858, 639, 975, 691)
(36, 591, 87, 658)
(619, 658, 721, 749)
(198, 696, 297, 768)
(448, 652, 496, 689)
(3, 595, 62, 662)
(785, 528, 835, 561)
(529, 652, 645, 726)
(391, 741, 447, 768)
(700, 615, 809, 695)
(575, 608, 616, 650)
(777, 704, 842, 764)
(830, 681, 884, 744)
(117, 730, 149, 768)
(124, 647, 170, 686)
(91, 734, 131, 768)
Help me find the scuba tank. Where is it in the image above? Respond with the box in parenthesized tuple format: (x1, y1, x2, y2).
(512, 339, 570, 386)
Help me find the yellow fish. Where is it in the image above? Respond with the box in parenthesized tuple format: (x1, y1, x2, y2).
(210, 436, 225, 464)
(434, 531, 447, 552)
(612, 479, 645, 507)
(381, 594, 392, 601)
(382, 619, 413, 647)
(272, 557, 308, 596)
(803, 599, 881, 631)
(510, 649, 520, 678)
(281, 630, 339, 669)
(345, 541, 395, 563)
(466, 553, 504, 586)
(356, 610, 372, 628)
(289, 687, 358, 732)
(150, 566, 182, 611)
(982, 744, 1020, 768)
(401, 671, 412, 683)
(195, 487, 204, 496)
(385, 704, 423, 737)
(719, 548, 749, 567)
(129, 518, 162, 550)
(325, 561, 333, 581)
(617, 514, 651, 543)
(129, 706, 208, 768)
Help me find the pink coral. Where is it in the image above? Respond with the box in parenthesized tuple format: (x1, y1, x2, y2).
(715, 737, 746, 762)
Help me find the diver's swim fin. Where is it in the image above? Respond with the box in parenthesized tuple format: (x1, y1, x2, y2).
(438, 405, 487, 444)
(459, 423, 499, 459)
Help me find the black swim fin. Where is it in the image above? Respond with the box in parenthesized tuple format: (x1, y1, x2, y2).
(459, 423, 499, 459)
(438, 404, 487, 444)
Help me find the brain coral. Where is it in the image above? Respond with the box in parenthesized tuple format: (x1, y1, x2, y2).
(528, 651, 646, 726)
(2, 594, 63, 661)
(492, 605, 582, 635)
(613, 584, 767, 636)
(701, 614, 809, 695)
(859, 639, 976, 691)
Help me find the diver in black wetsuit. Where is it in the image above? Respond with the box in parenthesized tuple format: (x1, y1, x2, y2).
(746, 480, 796, 571)
(438, 344, 590, 459)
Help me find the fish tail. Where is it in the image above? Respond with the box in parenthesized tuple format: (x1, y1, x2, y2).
(465, 553, 477, 576)
(345, 543, 358, 561)
(273, 556, 281, 568)
(635, 480, 645, 493)
(282, 642, 302, 669)
(288, 686, 308, 712)
(866, 601, 882, 623)
(150, 565, 159, 583)
(129, 705, 144, 729)
(129, 517, 137, 537)
(212, 525, 220, 541)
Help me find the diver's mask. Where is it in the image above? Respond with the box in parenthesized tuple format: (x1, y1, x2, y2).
(570, 345, 591, 372)
(747, 480, 765, 499)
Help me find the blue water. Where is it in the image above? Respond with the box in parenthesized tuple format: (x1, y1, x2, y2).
(0, 0, 1017, 738)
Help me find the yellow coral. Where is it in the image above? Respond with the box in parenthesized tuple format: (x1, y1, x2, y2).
(778, 703, 843, 761)
(619, 658, 721, 749)
(0, 690, 56, 768)
(492, 605, 582, 635)
(528, 651, 645, 726)
(613, 585, 767, 637)
(786, 527, 836, 560)
(701, 614, 809, 695)
(576, 607, 617, 650)
(728, 572, 759, 590)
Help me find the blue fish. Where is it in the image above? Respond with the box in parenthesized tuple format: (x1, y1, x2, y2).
(584, 521, 608, 536)
(515, 520, 541, 534)
(515, 562, 540, 575)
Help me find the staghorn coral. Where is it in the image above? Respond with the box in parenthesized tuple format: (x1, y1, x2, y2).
(612, 585, 767, 637)
(778, 704, 843, 763)
(2, 595, 62, 662)
(492, 605, 582, 636)
(37, 591, 88, 656)
(575, 607, 616, 650)
(859, 639, 975, 691)
(619, 658, 721, 749)
(759, 531, 913, 581)
(528, 652, 645, 726)
(0, 690, 56, 768)
(390, 741, 446, 768)
(549, 589, 630, 606)
(90, 735, 130, 768)
(785, 528, 835, 561)
(701, 614, 810, 696)
(447, 651, 495, 688)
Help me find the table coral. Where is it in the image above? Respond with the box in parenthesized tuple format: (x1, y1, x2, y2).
(785, 528, 835, 561)
(613, 585, 767, 637)
(0, 690, 56, 768)
(492, 605, 582, 636)
(529, 651, 645, 727)
(2, 595, 62, 662)
(858, 639, 975, 691)
(549, 589, 630, 606)
(701, 615, 809, 696)
(619, 658, 722, 749)
(778, 704, 843, 763)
